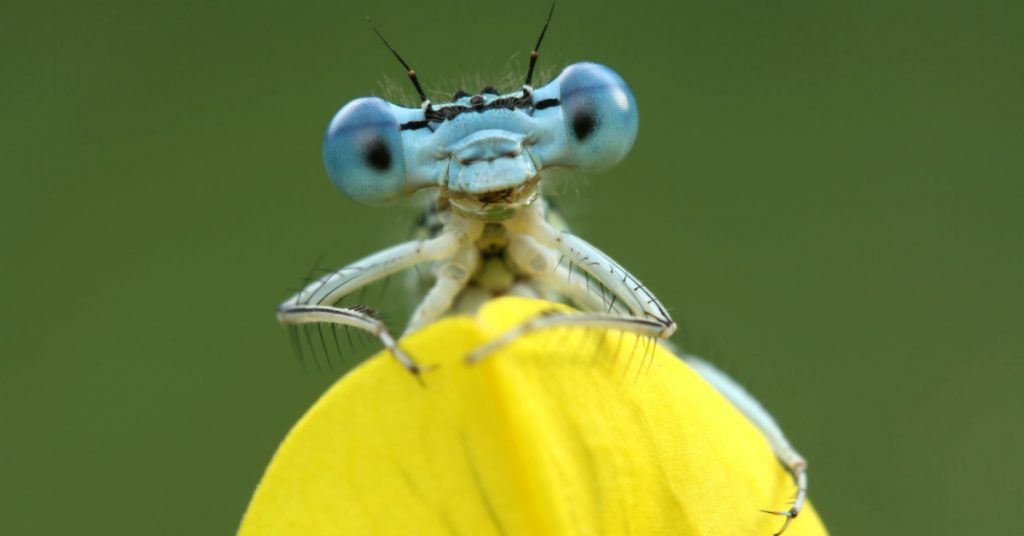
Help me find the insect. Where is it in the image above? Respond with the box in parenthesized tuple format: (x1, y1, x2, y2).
(277, 5, 807, 534)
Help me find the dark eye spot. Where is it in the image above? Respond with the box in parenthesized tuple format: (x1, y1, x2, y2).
(364, 138, 391, 171)
(572, 111, 597, 141)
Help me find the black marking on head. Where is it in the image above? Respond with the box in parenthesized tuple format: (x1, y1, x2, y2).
(364, 138, 391, 170)
(397, 92, 547, 131)
(481, 86, 498, 95)
(426, 93, 533, 121)
(400, 120, 429, 131)
(535, 98, 560, 110)
(572, 110, 596, 141)
(453, 89, 470, 100)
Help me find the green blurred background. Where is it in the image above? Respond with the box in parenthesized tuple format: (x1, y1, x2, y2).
(3, 0, 1022, 533)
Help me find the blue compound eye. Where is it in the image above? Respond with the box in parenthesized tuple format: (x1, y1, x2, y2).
(323, 97, 407, 206)
(558, 63, 638, 171)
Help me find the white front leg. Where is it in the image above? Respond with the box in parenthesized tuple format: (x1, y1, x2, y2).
(506, 202, 675, 336)
(281, 215, 483, 308)
(403, 245, 480, 335)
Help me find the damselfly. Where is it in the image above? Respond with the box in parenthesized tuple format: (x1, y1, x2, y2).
(277, 5, 807, 534)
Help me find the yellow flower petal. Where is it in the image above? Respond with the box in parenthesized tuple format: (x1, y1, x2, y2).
(241, 297, 827, 535)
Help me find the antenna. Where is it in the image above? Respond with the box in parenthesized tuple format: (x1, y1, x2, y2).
(524, 1, 557, 89)
(367, 17, 430, 104)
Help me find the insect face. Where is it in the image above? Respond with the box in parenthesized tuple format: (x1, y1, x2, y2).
(322, 62, 638, 219)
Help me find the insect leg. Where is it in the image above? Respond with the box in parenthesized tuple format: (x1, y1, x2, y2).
(277, 304, 419, 375)
(403, 246, 481, 336)
(278, 216, 483, 375)
(507, 233, 630, 315)
(466, 311, 667, 364)
(506, 202, 676, 335)
(470, 206, 677, 362)
(466, 238, 671, 364)
(686, 357, 807, 535)
(281, 217, 484, 308)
